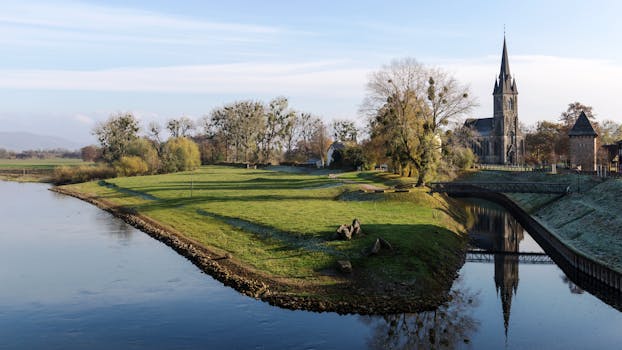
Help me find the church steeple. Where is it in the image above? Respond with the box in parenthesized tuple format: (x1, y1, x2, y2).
(494, 36, 517, 94)
(500, 37, 511, 78)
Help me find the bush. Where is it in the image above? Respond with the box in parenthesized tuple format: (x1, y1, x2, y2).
(161, 137, 201, 173)
(115, 156, 149, 177)
(127, 138, 160, 173)
(52, 164, 117, 185)
(452, 147, 476, 170)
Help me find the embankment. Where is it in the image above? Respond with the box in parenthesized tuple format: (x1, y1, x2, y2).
(51, 184, 465, 315)
(452, 178, 622, 294)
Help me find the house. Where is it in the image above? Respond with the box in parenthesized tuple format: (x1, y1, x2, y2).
(326, 142, 346, 167)
(465, 36, 525, 165)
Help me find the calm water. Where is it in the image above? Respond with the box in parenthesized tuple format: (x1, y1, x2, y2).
(1, 182, 622, 349)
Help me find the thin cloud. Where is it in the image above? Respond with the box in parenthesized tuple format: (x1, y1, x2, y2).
(0, 1, 282, 50)
(0, 61, 370, 98)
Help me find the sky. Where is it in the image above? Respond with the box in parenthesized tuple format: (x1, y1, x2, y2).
(1, 0, 622, 144)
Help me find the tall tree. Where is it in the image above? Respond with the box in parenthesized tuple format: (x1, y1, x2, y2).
(559, 102, 595, 127)
(598, 119, 622, 144)
(524, 121, 566, 164)
(363, 58, 475, 186)
(167, 116, 195, 138)
(93, 112, 140, 163)
(332, 119, 359, 143)
(260, 97, 295, 163)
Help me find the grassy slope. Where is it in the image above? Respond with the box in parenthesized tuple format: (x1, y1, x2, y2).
(66, 166, 467, 296)
(533, 179, 622, 271)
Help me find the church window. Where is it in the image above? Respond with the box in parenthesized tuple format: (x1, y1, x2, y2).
(507, 98, 514, 111)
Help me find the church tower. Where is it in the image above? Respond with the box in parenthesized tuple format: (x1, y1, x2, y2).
(492, 37, 523, 164)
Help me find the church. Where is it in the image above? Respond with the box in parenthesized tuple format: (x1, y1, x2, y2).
(465, 38, 525, 165)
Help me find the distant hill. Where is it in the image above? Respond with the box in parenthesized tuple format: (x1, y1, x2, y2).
(0, 132, 84, 152)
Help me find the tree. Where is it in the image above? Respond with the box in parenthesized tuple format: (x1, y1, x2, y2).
(363, 58, 475, 186)
(127, 137, 160, 173)
(332, 119, 359, 143)
(80, 145, 101, 162)
(167, 116, 195, 138)
(161, 137, 201, 172)
(93, 112, 140, 163)
(443, 125, 477, 170)
(311, 118, 331, 165)
(598, 119, 622, 144)
(559, 102, 595, 127)
(524, 121, 567, 164)
(259, 97, 295, 163)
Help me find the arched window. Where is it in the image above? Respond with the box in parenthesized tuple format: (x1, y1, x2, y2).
(507, 98, 513, 110)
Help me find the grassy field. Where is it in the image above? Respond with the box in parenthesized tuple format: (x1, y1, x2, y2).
(65, 165, 468, 299)
(0, 158, 87, 169)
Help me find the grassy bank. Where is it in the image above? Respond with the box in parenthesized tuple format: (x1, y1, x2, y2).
(0, 158, 90, 182)
(532, 179, 622, 271)
(62, 165, 468, 312)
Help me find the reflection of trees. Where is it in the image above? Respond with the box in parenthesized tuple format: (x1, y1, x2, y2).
(363, 283, 479, 349)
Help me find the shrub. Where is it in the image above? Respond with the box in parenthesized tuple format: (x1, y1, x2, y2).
(127, 138, 160, 173)
(115, 156, 149, 177)
(52, 164, 116, 185)
(161, 137, 201, 173)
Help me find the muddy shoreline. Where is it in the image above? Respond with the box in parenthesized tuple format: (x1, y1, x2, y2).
(51, 186, 462, 315)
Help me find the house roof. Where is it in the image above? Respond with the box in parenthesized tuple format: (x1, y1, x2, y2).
(568, 111, 598, 137)
(465, 118, 494, 136)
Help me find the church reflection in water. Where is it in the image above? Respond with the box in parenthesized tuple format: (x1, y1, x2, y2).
(467, 203, 525, 335)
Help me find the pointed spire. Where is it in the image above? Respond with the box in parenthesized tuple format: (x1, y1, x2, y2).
(569, 111, 598, 137)
(500, 36, 511, 79)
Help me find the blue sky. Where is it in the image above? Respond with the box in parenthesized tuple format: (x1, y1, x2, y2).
(1, 0, 622, 144)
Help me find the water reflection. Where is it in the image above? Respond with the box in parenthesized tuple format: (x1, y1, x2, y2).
(362, 286, 479, 349)
(466, 202, 527, 336)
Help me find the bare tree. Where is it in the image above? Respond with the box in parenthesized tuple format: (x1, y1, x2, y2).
(167, 116, 195, 138)
(559, 102, 595, 127)
(363, 58, 476, 185)
(260, 97, 296, 163)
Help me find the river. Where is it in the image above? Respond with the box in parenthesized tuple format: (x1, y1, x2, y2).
(1, 181, 622, 349)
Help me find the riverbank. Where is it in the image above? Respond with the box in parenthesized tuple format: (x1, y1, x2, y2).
(54, 166, 469, 314)
(463, 170, 622, 273)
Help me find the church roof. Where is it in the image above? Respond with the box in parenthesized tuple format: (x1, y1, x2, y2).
(568, 111, 598, 137)
(465, 118, 493, 136)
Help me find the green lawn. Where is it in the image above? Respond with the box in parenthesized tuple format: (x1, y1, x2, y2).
(66, 165, 467, 296)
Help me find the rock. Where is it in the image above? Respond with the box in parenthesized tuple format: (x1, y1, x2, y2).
(336, 260, 352, 273)
(336, 224, 352, 240)
(378, 237, 393, 251)
(351, 218, 362, 236)
(369, 238, 382, 255)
